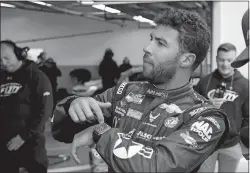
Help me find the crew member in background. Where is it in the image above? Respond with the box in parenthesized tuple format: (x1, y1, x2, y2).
(195, 43, 249, 172)
(98, 48, 120, 92)
(231, 8, 249, 160)
(38, 53, 61, 106)
(119, 57, 132, 73)
(69, 68, 107, 172)
(0, 40, 53, 173)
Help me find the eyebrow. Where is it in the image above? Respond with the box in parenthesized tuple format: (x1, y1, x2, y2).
(150, 33, 168, 45)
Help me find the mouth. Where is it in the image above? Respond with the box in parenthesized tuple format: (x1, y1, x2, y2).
(143, 54, 153, 65)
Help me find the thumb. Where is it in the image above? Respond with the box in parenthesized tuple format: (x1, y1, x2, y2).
(71, 145, 81, 164)
(96, 101, 112, 108)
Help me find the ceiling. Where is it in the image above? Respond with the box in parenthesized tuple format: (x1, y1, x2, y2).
(4, 1, 212, 27)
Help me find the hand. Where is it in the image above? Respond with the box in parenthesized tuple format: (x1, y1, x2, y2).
(69, 97, 111, 124)
(71, 126, 95, 164)
(209, 97, 226, 108)
(7, 134, 25, 151)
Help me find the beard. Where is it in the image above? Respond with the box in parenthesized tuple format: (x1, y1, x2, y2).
(143, 56, 179, 85)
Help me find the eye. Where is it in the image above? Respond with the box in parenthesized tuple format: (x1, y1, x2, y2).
(157, 41, 164, 46)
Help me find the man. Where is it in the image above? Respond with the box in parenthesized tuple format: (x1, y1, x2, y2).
(231, 8, 249, 160)
(195, 43, 249, 172)
(38, 56, 61, 107)
(51, 8, 230, 172)
(98, 48, 120, 91)
(119, 57, 132, 73)
(0, 40, 53, 173)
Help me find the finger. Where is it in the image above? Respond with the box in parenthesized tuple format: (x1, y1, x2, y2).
(89, 99, 104, 124)
(71, 146, 81, 164)
(79, 101, 95, 121)
(69, 106, 81, 123)
(7, 140, 12, 147)
(74, 104, 87, 122)
(96, 101, 112, 108)
(8, 144, 15, 151)
(13, 145, 20, 151)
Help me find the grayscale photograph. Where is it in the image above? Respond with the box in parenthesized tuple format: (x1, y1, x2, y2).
(0, 0, 249, 172)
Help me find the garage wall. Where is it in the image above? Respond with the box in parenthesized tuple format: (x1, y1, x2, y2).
(1, 8, 153, 90)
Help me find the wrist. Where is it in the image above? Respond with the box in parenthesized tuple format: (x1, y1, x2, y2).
(93, 123, 111, 144)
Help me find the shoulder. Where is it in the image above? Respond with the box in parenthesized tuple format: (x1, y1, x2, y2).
(198, 73, 213, 84)
(183, 102, 228, 135)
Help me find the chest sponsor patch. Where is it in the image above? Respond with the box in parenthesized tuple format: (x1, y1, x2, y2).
(125, 92, 145, 104)
(190, 121, 213, 142)
(137, 131, 152, 140)
(113, 132, 154, 159)
(159, 103, 183, 114)
(164, 117, 179, 128)
(142, 122, 157, 128)
(0, 83, 22, 97)
(126, 108, 143, 120)
(115, 106, 126, 116)
(149, 111, 160, 122)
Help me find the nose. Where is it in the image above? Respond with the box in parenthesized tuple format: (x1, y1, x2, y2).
(0, 59, 7, 66)
(143, 42, 153, 55)
(223, 61, 231, 67)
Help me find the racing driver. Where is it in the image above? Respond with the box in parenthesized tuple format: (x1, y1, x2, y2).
(51, 8, 230, 173)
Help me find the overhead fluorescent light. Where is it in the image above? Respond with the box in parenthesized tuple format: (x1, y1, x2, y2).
(195, 2, 203, 8)
(1, 3, 16, 8)
(133, 15, 156, 26)
(93, 4, 121, 14)
(80, 1, 94, 5)
(27, 0, 52, 7)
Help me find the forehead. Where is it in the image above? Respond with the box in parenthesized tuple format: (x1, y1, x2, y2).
(152, 25, 179, 44)
(217, 50, 236, 60)
(1, 44, 14, 54)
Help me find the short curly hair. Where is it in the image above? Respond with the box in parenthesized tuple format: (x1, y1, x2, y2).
(154, 8, 211, 71)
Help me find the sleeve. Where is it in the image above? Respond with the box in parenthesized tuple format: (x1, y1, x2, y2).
(96, 111, 226, 172)
(51, 85, 118, 143)
(19, 71, 54, 140)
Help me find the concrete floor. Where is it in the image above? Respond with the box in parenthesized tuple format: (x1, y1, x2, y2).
(45, 121, 249, 173)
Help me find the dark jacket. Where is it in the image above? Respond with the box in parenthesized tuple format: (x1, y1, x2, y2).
(51, 82, 230, 172)
(194, 69, 249, 148)
(0, 60, 53, 147)
(99, 57, 120, 90)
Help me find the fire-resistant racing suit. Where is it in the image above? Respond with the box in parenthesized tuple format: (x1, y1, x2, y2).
(51, 82, 230, 173)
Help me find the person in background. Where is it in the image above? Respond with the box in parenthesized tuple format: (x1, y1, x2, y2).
(98, 48, 120, 91)
(231, 8, 249, 160)
(38, 52, 61, 106)
(0, 40, 53, 173)
(195, 43, 249, 172)
(119, 57, 132, 73)
(69, 68, 108, 172)
(51, 8, 231, 172)
(69, 68, 95, 97)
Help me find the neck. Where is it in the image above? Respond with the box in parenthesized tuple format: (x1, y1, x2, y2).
(154, 71, 190, 90)
(15, 61, 23, 72)
(221, 70, 234, 78)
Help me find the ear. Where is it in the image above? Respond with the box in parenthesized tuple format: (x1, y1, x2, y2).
(179, 53, 196, 68)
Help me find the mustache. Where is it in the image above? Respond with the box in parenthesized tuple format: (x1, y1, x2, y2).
(143, 53, 152, 64)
